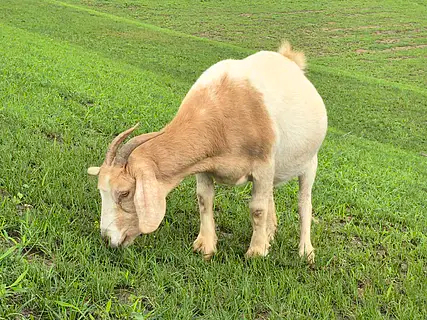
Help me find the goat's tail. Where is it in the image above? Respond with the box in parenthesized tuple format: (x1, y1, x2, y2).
(278, 41, 306, 71)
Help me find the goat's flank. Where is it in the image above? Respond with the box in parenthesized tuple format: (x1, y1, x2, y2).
(88, 41, 327, 262)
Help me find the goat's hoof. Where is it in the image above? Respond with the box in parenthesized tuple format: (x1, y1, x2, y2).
(193, 235, 216, 260)
(245, 246, 269, 258)
(299, 244, 315, 264)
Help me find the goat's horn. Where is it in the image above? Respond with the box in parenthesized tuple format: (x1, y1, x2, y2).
(114, 131, 164, 166)
(105, 123, 140, 165)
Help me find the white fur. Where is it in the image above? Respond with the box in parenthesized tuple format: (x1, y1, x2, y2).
(192, 59, 235, 88)
(91, 43, 327, 262)
(99, 178, 122, 246)
(192, 49, 326, 262)
(190, 50, 327, 183)
(243, 51, 327, 184)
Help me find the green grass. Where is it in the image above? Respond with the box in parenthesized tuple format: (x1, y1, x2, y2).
(59, 0, 427, 89)
(1, 0, 426, 318)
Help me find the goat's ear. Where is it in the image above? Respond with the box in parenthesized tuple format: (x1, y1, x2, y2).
(87, 167, 101, 176)
(134, 170, 166, 234)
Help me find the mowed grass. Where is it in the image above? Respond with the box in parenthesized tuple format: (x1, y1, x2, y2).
(0, 0, 426, 319)
(61, 0, 427, 89)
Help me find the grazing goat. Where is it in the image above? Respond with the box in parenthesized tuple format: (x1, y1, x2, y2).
(88, 41, 327, 262)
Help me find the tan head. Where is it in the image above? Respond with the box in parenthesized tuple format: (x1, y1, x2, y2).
(88, 124, 165, 248)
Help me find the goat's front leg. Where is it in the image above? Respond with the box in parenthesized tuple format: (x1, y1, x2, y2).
(193, 173, 217, 260)
(246, 165, 274, 257)
(298, 155, 318, 264)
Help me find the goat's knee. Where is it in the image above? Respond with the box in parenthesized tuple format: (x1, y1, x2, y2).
(194, 174, 216, 259)
(246, 166, 274, 258)
(246, 200, 270, 257)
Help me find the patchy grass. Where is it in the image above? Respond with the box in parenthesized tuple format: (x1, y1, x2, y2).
(60, 0, 427, 89)
(2, 0, 426, 155)
(0, 0, 426, 319)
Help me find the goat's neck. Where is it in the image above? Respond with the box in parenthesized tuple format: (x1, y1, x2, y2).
(130, 125, 213, 188)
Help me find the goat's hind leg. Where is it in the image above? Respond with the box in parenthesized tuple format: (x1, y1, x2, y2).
(246, 165, 274, 257)
(298, 155, 318, 264)
(193, 173, 217, 260)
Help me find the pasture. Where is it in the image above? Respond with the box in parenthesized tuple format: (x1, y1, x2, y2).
(0, 0, 426, 318)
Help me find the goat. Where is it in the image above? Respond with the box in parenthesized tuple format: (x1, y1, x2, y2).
(88, 41, 327, 262)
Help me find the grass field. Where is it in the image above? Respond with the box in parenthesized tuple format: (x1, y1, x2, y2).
(1, 0, 426, 318)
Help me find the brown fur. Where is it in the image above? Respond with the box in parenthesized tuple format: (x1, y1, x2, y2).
(130, 75, 275, 186)
(89, 41, 326, 262)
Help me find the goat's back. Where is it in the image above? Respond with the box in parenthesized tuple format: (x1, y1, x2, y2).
(175, 49, 327, 183)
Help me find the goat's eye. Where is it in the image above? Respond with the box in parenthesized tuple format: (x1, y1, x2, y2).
(121, 191, 129, 198)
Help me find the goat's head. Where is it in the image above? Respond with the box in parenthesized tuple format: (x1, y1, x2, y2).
(88, 124, 165, 248)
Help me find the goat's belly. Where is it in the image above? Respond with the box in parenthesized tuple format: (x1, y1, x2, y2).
(273, 170, 299, 186)
(211, 173, 251, 186)
(272, 118, 327, 186)
(272, 150, 319, 186)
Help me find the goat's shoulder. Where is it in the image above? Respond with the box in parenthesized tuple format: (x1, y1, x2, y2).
(192, 58, 243, 89)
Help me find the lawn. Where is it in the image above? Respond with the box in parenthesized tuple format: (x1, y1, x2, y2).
(0, 0, 426, 319)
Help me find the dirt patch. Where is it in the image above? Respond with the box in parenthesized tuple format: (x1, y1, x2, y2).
(325, 24, 424, 35)
(217, 225, 234, 239)
(0, 187, 9, 198)
(374, 28, 424, 36)
(351, 236, 363, 248)
(219, 231, 233, 239)
(139, 296, 154, 312)
(252, 304, 271, 320)
(381, 44, 427, 52)
(123, 4, 142, 11)
(195, 27, 225, 39)
(357, 279, 371, 298)
(341, 12, 383, 17)
(59, 90, 95, 107)
(387, 56, 417, 61)
(18, 308, 40, 319)
(338, 215, 353, 225)
(115, 288, 132, 303)
(4, 228, 21, 243)
(376, 38, 400, 44)
(323, 25, 379, 32)
(240, 13, 252, 17)
(400, 262, 408, 274)
(356, 44, 427, 54)
(374, 30, 397, 35)
(376, 244, 388, 259)
(44, 131, 64, 144)
(16, 203, 34, 214)
(254, 309, 270, 320)
(284, 9, 324, 15)
(23, 245, 54, 266)
(353, 49, 365, 55)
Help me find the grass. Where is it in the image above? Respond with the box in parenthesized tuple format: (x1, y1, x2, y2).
(60, 0, 427, 90)
(0, 0, 426, 318)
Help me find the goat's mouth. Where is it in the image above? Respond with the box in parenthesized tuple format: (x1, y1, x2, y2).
(120, 234, 134, 248)
(101, 228, 139, 248)
(113, 233, 138, 248)
(102, 233, 126, 248)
